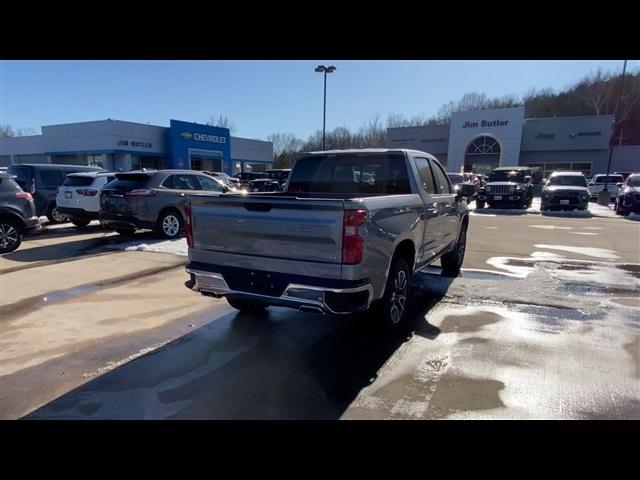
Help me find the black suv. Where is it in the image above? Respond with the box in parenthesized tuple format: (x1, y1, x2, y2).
(476, 166, 534, 209)
(614, 173, 640, 216)
(0, 173, 41, 253)
(248, 169, 291, 192)
(6, 164, 105, 223)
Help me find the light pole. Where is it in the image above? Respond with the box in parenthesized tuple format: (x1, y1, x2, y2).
(600, 59, 628, 206)
(315, 64, 336, 150)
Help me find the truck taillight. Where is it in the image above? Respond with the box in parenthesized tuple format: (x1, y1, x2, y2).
(184, 201, 194, 248)
(30, 179, 36, 194)
(77, 189, 98, 196)
(342, 209, 367, 265)
(16, 192, 33, 201)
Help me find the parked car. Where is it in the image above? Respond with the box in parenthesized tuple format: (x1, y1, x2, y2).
(6, 164, 105, 223)
(203, 171, 240, 188)
(588, 174, 624, 202)
(185, 148, 469, 331)
(475, 166, 534, 209)
(0, 173, 41, 253)
(447, 172, 477, 201)
(614, 171, 634, 181)
(248, 169, 292, 192)
(233, 171, 268, 187)
(541, 171, 589, 211)
(56, 172, 117, 228)
(614, 173, 640, 216)
(100, 170, 229, 238)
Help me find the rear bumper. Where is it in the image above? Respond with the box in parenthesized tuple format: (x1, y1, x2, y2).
(477, 194, 525, 205)
(23, 216, 41, 233)
(99, 213, 155, 230)
(58, 207, 99, 220)
(186, 263, 373, 315)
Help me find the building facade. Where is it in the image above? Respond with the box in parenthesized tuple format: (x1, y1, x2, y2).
(0, 119, 274, 174)
(387, 108, 639, 180)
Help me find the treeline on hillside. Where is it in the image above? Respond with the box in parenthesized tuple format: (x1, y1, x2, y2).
(269, 69, 640, 168)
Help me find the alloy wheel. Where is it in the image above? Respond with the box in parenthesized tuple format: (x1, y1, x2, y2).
(0, 223, 19, 249)
(162, 215, 180, 237)
(389, 269, 408, 324)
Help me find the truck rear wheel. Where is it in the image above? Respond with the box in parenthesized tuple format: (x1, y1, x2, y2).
(71, 218, 91, 228)
(441, 222, 467, 277)
(372, 257, 411, 332)
(227, 297, 267, 314)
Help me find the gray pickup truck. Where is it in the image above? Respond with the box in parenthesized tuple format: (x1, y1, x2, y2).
(185, 149, 469, 329)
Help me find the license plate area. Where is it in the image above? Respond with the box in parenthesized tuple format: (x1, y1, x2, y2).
(65, 191, 72, 199)
(560, 199, 570, 205)
(494, 195, 503, 200)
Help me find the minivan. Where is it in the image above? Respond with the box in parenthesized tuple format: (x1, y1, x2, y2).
(6, 164, 105, 223)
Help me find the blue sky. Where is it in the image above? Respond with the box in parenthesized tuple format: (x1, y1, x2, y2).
(1, 60, 637, 140)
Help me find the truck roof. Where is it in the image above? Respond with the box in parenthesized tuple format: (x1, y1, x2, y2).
(303, 148, 433, 156)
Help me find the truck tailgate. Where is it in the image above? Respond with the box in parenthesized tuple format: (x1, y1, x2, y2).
(191, 194, 345, 264)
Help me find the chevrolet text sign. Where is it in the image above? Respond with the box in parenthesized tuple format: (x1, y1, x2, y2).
(194, 133, 226, 143)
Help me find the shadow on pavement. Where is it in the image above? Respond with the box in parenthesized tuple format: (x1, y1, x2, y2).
(2, 230, 158, 266)
(23, 283, 447, 420)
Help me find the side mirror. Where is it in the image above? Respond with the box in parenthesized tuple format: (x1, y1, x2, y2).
(616, 183, 623, 188)
(588, 182, 594, 186)
(524, 176, 532, 182)
(222, 185, 229, 193)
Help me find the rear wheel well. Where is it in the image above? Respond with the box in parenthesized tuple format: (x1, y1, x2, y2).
(461, 214, 469, 232)
(0, 213, 26, 232)
(393, 240, 416, 272)
(157, 206, 184, 224)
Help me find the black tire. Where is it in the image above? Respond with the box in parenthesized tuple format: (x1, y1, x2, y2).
(441, 221, 467, 277)
(71, 218, 91, 228)
(156, 210, 183, 239)
(476, 200, 485, 209)
(227, 297, 267, 314)
(371, 256, 411, 332)
(46, 204, 69, 224)
(116, 228, 136, 236)
(0, 219, 23, 254)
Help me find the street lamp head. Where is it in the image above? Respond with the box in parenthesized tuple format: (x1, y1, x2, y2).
(315, 65, 326, 72)
(326, 66, 336, 73)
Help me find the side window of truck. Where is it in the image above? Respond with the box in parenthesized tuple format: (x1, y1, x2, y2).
(430, 160, 452, 194)
(414, 158, 436, 194)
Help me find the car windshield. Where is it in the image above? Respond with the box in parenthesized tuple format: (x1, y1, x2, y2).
(594, 176, 623, 183)
(448, 174, 463, 184)
(548, 175, 587, 187)
(627, 176, 640, 187)
(488, 170, 527, 182)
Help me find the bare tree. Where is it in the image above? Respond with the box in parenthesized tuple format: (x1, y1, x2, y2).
(206, 114, 236, 133)
(0, 125, 36, 138)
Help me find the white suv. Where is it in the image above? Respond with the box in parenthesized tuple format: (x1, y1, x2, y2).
(588, 174, 624, 202)
(56, 172, 116, 228)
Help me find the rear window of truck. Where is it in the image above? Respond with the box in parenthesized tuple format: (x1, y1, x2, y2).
(288, 154, 410, 195)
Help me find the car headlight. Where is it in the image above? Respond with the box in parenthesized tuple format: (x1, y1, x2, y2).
(486, 186, 492, 192)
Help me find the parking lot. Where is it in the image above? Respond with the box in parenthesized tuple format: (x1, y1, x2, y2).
(1, 203, 638, 420)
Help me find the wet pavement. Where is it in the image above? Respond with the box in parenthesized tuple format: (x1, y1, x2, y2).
(1, 214, 639, 419)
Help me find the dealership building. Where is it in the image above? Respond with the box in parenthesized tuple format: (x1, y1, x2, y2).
(0, 119, 274, 174)
(387, 107, 639, 179)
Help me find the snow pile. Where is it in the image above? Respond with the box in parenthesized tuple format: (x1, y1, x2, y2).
(470, 198, 623, 218)
(124, 239, 188, 256)
(104, 238, 188, 256)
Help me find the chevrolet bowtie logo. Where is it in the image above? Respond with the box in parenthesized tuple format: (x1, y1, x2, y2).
(180, 132, 193, 140)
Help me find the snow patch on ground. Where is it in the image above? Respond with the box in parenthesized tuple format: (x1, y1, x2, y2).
(105, 238, 188, 256)
(469, 198, 622, 219)
(533, 244, 620, 260)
